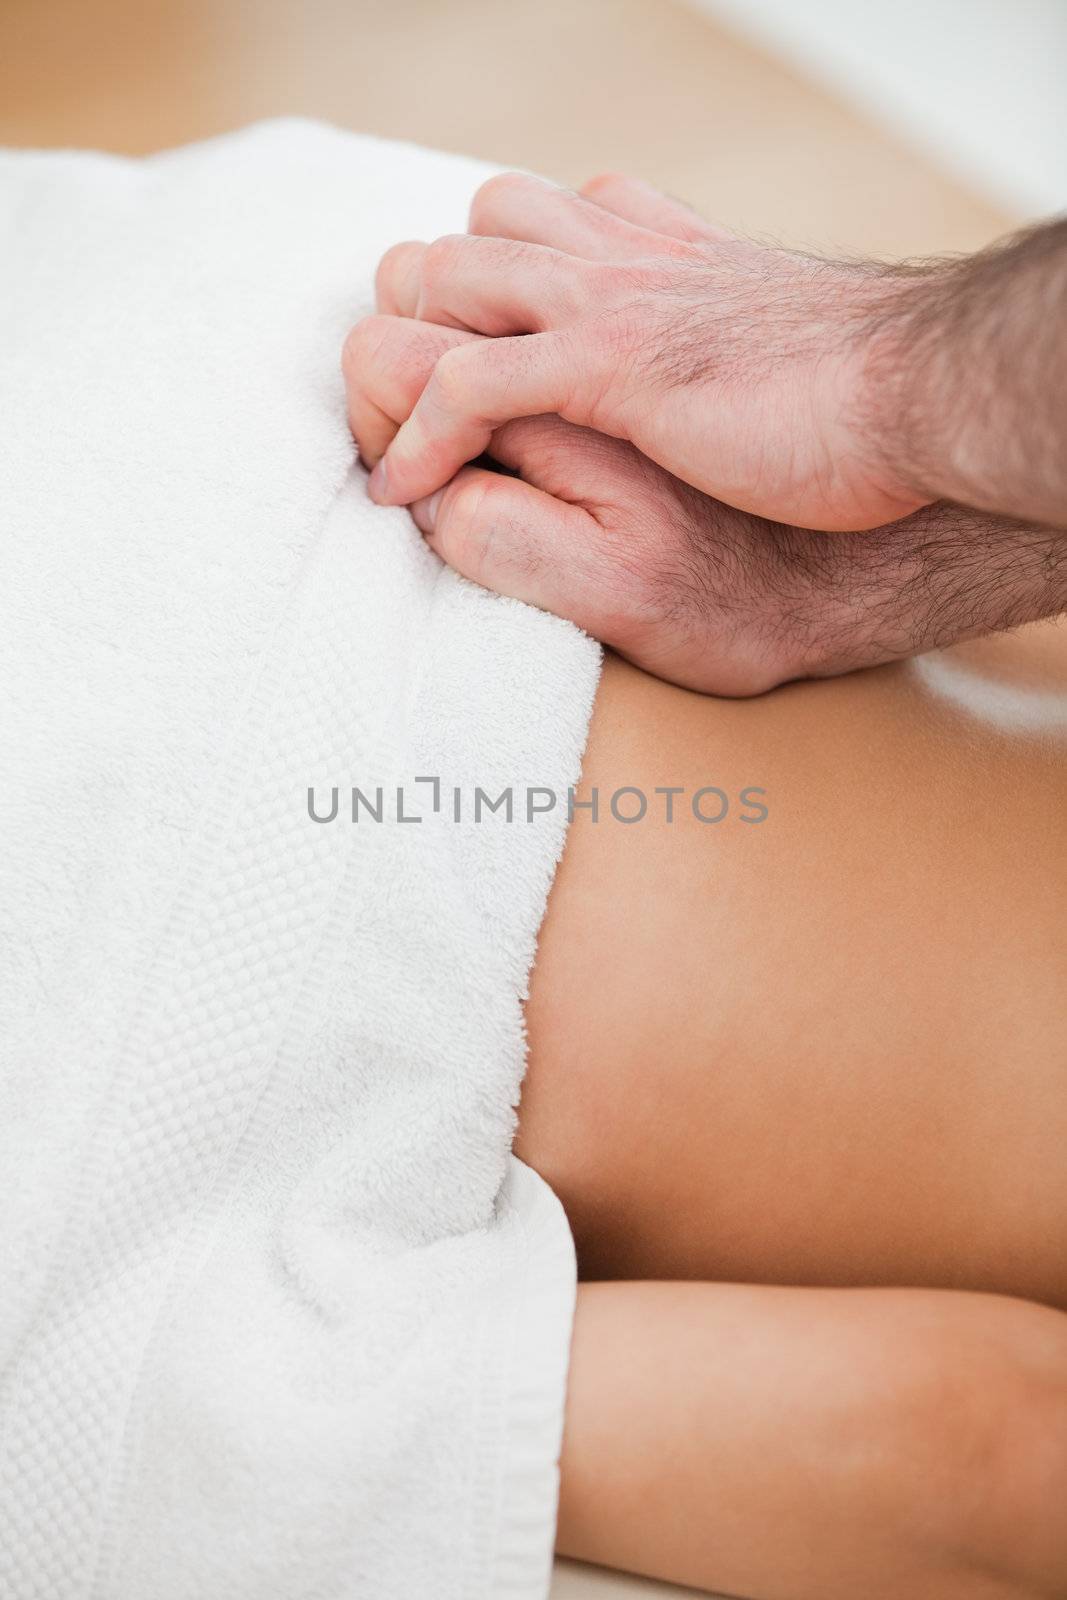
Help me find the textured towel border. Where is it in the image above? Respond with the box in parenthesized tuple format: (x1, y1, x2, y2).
(488, 1160, 579, 1599)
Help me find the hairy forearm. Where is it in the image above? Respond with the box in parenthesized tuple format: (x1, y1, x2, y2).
(765, 501, 1067, 682)
(864, 219, 1067, 530)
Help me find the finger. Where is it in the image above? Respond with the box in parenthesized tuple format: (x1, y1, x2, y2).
(351, 394, 396, 470)
(579, 172, 731, 246)
(409, 233, 598, 335)
(468, 171, 692, 262)
(409, 465, 624, 641)
(341, 313, 479, 465)
(375, 240, 428, 316)
(486, 413, 651, 506)
(370, 331, 583, 506)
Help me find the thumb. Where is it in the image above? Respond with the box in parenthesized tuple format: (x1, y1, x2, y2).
(410, 466, 629, 640)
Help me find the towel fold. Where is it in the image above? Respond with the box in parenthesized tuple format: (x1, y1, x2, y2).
(0, 119, 601, 1599)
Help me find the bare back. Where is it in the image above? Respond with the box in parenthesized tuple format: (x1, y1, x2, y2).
(521, 625, 1067, 1310)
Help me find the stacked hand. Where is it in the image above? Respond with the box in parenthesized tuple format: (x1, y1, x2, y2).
(342, 174, 1067, 696)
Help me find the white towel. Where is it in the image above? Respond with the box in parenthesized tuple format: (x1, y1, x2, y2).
(0, 120, 601, 1599)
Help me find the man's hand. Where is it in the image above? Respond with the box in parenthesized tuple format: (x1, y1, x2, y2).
(343, 314, 1067, 696)
(365, 173, 1067, 536)
(363, 172, 925, 532)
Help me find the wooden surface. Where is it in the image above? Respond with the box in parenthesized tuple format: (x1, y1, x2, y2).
(553, 1557, 720, 1598)
(0, 0, 1011, 257)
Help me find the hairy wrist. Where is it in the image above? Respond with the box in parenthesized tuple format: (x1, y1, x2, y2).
(848, 259, 966, 512)
(852, 223, 1067, 529)
(765, 502, 1067, 683)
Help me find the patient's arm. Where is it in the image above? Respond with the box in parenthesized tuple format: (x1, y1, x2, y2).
(558, 1280, 1067, 1600)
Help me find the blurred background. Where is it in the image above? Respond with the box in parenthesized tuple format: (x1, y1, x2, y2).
(3, 2, 1063, 1594)
(2, 0, 1065, 263)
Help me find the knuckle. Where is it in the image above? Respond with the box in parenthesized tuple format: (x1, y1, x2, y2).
(340, 323, 364, 379)
(469, 170, 530, 230)
(420, 232, 466, 289)
(341, 314, 387, 378)
(442, 474, 510, 578)
(374, 240, 410, 289)
(374, 239, 425, 309)
(579, 170, 626, 198)
(440, 471, 483, 535)
(432, 342, 490, 409)
(656, 232, 702, 261)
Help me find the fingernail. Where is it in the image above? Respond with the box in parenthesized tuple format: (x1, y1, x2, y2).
(410, 489, 443, 536)
(367, 457, 389, 502)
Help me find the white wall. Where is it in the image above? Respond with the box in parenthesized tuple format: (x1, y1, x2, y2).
(688, 0, 1067, 217)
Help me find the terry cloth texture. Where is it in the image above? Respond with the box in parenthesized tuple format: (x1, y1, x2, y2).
(0, 120, 601, 1600)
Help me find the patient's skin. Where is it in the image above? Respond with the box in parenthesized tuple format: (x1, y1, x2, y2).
(520, 628, 1067, 1598)
(521, 633, 1067, 1309)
